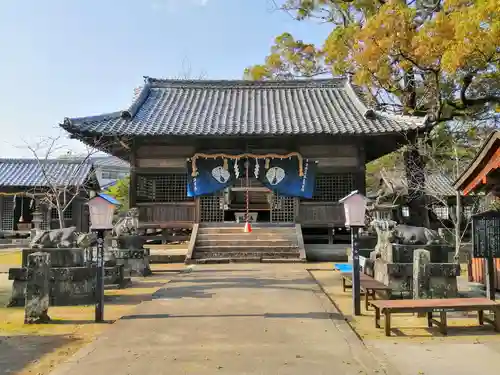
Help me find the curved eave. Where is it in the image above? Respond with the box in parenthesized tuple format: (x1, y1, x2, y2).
(453, 131, 500, 194)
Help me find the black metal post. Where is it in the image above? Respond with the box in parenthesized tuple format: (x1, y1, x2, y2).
(351, 226, 361, 316)
(95, 229, 105, 322)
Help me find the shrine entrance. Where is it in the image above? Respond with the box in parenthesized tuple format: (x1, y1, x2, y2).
(223, 177, 272, 223)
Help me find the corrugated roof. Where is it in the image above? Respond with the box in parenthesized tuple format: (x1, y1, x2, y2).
(0, 159, 96, 188)
(61, 77, 429, 137)
(380, 170, 457, 197)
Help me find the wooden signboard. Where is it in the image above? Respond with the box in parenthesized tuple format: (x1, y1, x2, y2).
(472, 210, 500, 301)
(472, 211, 500, 258)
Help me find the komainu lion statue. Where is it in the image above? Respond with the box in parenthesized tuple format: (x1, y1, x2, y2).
(112, 207, 139, 237)
(391, 224, 442, 245)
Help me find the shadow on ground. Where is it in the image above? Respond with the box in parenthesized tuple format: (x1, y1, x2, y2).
(120, 311, 345, 320)
(0, 334, 79, 374)
(152, 275, 313, 300)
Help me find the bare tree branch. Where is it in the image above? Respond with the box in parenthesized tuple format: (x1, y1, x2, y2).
(19, 135, 113, 229)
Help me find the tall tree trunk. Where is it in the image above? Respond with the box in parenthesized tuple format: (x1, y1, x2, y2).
(404, 148, 430, 228)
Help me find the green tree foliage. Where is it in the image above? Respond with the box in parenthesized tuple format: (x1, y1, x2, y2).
(246, 0, 500, 122)
(247, 0, 500, 196)
(105, 177, 130, 212)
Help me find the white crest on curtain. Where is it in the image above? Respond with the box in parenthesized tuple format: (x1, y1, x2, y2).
(266, 167, 285, 185)
(211, 166, 230, 183)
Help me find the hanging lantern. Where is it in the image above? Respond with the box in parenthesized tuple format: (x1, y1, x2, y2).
(243, 157, 252, 233)
(265, 158, 270, 169)
(223, 158, 229, 170)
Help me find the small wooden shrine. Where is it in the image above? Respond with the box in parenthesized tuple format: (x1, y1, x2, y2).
(454, 131, 500, 290)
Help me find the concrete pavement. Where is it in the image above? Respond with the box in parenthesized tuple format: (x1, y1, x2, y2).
(51, 264, 389, 375)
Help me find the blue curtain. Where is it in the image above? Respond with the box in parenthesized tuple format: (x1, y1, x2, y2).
(251, 158, 317, 199)
(187, 156, 317, 198)
(187, 158, 241, 197)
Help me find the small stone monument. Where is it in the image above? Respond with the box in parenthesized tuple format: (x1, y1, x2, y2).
(413, 249, 431, 299)
(24, 252, 51, 324)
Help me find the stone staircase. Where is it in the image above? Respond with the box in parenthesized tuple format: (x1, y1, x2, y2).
(188, 223, 305, 263)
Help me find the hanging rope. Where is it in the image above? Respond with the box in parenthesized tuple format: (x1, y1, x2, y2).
(189, 152, 304, 177)
(19, 196, 24, 223)
(245, 158, 250, 223)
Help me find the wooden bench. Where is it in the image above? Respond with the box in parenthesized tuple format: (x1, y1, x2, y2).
(340, 272, 392, 311)
(370, 298, 500, 336)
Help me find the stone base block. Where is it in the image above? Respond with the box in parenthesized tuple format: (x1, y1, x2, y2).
(7, 265, 130, 307)
(110, 249, 151, 277)
(21, 248, 86, 268)
(372, 259, 461, 298)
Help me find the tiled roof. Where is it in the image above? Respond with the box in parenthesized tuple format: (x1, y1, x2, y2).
(61, 77, 429, 137)
(0, 159, 96, 188)
(91, 156, 130, 169)
(381, 170, 457, 197)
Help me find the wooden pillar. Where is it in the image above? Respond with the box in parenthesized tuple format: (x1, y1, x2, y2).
(356, 141, 366, 194)
(455, 191, 462, 259)
(0, 196, 3, 231)
(129, 146, 137, 208)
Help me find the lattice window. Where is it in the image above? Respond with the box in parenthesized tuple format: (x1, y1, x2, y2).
(200, 193, 224, 222)
(271, 193, 296, 223)
(432, 205, 449, 219)
(136, 174, 191, 203)
(309, 173, 355, 202)
(51, 205, 73, 220)
(1, 198, 14, 231)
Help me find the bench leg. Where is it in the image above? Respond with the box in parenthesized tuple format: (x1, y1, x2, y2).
(478, 310, 484, 325)
(494, 308, 500, 332)
(375, 307, 381, 328)
(427, 312, 433, 328)
(365, 290, 370, 311)
(342, 277, 346, 292)
(384, 311, 391, 337)
(439, 311, 448, 335)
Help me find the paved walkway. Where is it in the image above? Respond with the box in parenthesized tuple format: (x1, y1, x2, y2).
(51, 264, 388, 375)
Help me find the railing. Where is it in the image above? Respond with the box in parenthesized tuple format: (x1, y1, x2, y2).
(298, 202, 345, 226)
(137, 202, 196, 228)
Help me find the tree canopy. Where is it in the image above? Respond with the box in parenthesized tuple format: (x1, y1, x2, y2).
(246, 0, 500, 123)
(105, 176, 130, 213)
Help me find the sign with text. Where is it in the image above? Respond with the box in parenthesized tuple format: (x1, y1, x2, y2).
(472, 210, 500, 258)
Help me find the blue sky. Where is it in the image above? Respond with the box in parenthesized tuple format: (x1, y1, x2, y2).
(0, 0, 331, 157)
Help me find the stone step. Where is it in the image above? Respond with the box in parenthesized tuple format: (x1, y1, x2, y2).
(198, 227, 296, 234)
(261, 258, 305, 263)
(192, 251, 300, 260)
(197, 232, 297, 239)
(196, 239, 297, 247)
(191, 258, 261, 264)
(191, 257, 303, 264)
(200, 222, 295, 228)
(194, 244, 299, 251)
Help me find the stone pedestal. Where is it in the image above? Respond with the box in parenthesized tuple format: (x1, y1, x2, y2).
(107, 236, 152, 277)
(24, 252, 51, 324)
